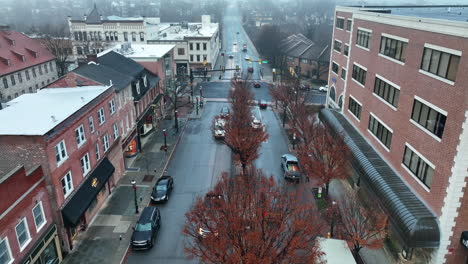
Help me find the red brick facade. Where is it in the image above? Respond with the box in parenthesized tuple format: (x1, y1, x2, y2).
(329, 7, 468, 263)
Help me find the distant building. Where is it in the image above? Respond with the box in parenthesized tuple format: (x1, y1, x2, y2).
(0, 86, 125, 252)
(0, 26, 58, 107)
(324, 5, 468, 263)
(0, 165, 63, 264)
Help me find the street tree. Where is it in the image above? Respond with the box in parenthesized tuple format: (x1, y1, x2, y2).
(183, 169, 325, 264)
(337, 190, 388, 258)
(223, 81, 268, 174)
(269, 81, 297, 127)
(295, 118, 350, 196)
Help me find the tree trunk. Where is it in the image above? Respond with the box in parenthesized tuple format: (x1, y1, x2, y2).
(241, 163, 247, 176)
(282, 106, 286, 127)
(325, 181, 330, 196)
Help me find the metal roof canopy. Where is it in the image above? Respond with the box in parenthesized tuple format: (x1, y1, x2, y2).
(319, 109, 440, 248)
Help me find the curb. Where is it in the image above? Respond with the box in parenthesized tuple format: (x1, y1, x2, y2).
(119, 120, 189, 264)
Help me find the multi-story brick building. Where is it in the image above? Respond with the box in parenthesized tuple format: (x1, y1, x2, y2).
(0, 26, 58, 107)
(0, 86, 125, 251)
(322, 5, 468, 263)
(0, 165, 63, 264)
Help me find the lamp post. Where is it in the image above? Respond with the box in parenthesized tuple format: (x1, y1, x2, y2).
(330, 200, 337, 238)
(175, 110, 179, 133)
(163, 129, 167, 151)
(199, 86, 203, 97)
(292, 133, 296, 150)
(131, 180, 139, 214)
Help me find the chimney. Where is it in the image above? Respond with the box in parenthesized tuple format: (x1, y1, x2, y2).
(87, 54, 97, 63)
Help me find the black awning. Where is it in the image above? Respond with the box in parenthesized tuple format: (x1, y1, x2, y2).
(319, 109, 440, 248)
(62, 157, 115, 226)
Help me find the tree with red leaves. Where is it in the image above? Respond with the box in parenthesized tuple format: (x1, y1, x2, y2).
(223, 81, 268, 174)
(337, 190, 388, 258)
(295, 116, 350, 196)
(183, 168, 325, 264)
(269, 82, 296, 127)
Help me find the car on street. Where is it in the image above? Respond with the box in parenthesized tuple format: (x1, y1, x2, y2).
(252, 118, 263, 130)
(319, 85, 329, 92)
(220, 106, 230, 118)
(151, 176, 174, 203)
(253, 82, 261, 88)
(244, 55, 250, 61)
(281, 154, 302, 182)
(233, 42, 237, 46)
(229, 54, 234, 59)
(247, 67, 254, 73)
(131, 207, 161, 250)
(213, 118, 226, 140)
(300, 84, 311, 91)
(251, 107, 263, 130)
(242, 44, 247, 51)
(259, 100, 268, 109)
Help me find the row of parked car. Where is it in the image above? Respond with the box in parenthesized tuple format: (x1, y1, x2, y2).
(212, 106, 266, 140)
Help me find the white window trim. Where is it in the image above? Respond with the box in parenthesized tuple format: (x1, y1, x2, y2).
(353, 62, 367, 71)
(378, 53, 405, 66)
(409, 119, 443, 142)
(424, 43, 462, 56)
(341, 67, 347, 80)
(357, 27, 372, 33)
(109, 100, 115, 115)
(81, 153, 91, 177)
(15, 218, 31, 252)
(346, 19, 353, 32)
(355, 44, 370, 52)
(352, 78, 366, 88)
(98, 108, 105, 125)
(113, 123, 119, 139)
(32, 201, 46, 232)
(75, 125, 86, 147)
(347, 109, 361, 122)
(344, 44, 350, 57)
(401, 164, 431, 193)
(331, 61, 340, 75)
(347, 95, 362, 122)
(55, 140, 68, 166)
(88, 116, 95, 133)
(367, 129, 391, 152)
(0, 237, 14, 264)
(418, 69, 455, 86)
(62, 171, 74, 199)
(369, 112, 393, 133)
(414, 96, 448, 116)
(381, 33, 409, 43)
(96, 143, 100, 160)
(404, 143, 436, 168)
(103, 134, 110, 152)
(372, 93, 398, 111)
(336, 16, 345, 30)
(375, 74, 401, 90)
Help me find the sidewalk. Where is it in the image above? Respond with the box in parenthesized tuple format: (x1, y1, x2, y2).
(62, 118, 188, 264)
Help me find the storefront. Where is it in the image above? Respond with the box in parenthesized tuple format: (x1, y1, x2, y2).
(61, 158, 115, 249)
(21, 225, 62, 264)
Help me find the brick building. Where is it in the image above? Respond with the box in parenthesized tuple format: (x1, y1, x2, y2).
(322, 5, 468, 263)
(0, 26, 58, 107)
(0, 86, 125, 251)
(0, 165, 63, 264)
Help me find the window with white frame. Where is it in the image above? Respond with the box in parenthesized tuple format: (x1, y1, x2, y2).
(341, 68, 347, 80)
(420, 46, 460, 82)
(32, 202, 46, 231)
(348, 97, 362, 120)
(344, 44, 349, 56)
(80, 153, 91, 177)
(346, 19, 352, 31)
(356, 29, 371, 49)
(61, 172, 73, 198)
(109, 100, 115, 115)
(332, 62, 339, 74)
(15, 218, 31, 250)
(54, 140, 68, 164)
(368, 114, 393, 149)
(0, 237, 13, 264)
(380, 36, 407, 62)
(88, 116, 95, 133)
(411, 99, 447, 138)
(95, 143, 100, 161)
(335, 17, 344, 29)
(333, 40, 342, 52)
(103, 134, 110, 152)
(98, 108, 105, 125)
(352, 64, 367, 85)
(75, 125, 86, 147)
(402, 145, 434, 188)
(113, 123, 119, 139)
(374, 77, 400, 108)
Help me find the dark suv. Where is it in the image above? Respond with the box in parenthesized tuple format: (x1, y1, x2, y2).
(131, 207, 161, 250)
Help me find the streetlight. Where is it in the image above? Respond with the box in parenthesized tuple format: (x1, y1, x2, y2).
(329, 200, 337, 238)
(163, 129, 167, 152)
(292, 133, 296, 150)
(131, 180, 139, 214)
(175, 110, 179, 133)
(199, 85, 203, 97)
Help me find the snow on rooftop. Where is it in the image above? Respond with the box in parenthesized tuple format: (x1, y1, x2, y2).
(105, 15, 144, 21)
(147, 22, 219, 41)
(99, 43, 175, 58)
(318, 238, 356, 264)
(0, 86, 110, 136)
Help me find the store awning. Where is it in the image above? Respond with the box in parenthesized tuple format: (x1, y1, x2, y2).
(62, 158, 115, 226)
(319, 109, 440, 248)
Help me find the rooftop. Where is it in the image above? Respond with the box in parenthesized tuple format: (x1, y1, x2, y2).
(0, 30, 55, 76)
(100, 43, 175, 59)
(354, 5, 468, 22)
(147, 22, 219, 41)
(0, 86, 110, 136)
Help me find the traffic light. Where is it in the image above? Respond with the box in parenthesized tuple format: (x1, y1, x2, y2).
(222, 66, 225, 73)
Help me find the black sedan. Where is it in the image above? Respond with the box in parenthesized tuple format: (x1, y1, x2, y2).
(151, 176, 174, 203)
(253, 83, 261, 88)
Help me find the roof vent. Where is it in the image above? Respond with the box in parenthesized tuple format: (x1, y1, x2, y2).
(81, 96, 85, 102)
(51, 115, 57, 122)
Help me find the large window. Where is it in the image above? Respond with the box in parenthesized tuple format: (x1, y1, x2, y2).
(62, 172, 73, 198)
(352, 64, 367, 85)
(32, 202, 46, 231)
(75, 125, 86, 147)
(332, 62, 339, 74)
(420, 47, 460, 82)
(335, 17, 344, 29)
(15, 218, 31, 250)
(356, 30, 371, 49)
(333, 40, 342, 52)
(402, 145, 434, 188)
(98, 108, 105, 125)
(348, 97, 361, 120)
(411, 99, 447, 138)
(374, 77, 400, 108)
(0, 237, 13, 264)
(368, 114, 393, 149)
(54, 140, 68, 164)
(80, 153, 91, 176)
(380, 36, 407, 62)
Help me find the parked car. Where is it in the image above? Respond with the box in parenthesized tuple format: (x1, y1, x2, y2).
(247, 67, 254, 73)
(244, 55, 250, 61)
(319, 85, 329, 92)
(252, 118, 263, 130)
(229, 54, 234, 59)
(213, 118, 226, 140)
(253, 82, 261, 88)
(242, 44, 247, 51)
(220, 106, 230, 118)
(281, 154, 302, 182)
(300, 84, 311, 91)
(151, 176, 174, 203)
(131, 207, 161, 250)
(259, 100, 268, 109)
